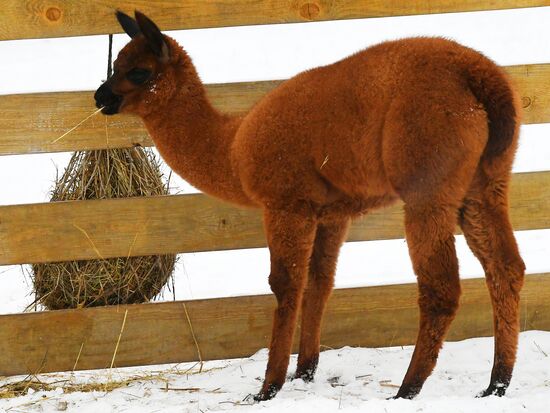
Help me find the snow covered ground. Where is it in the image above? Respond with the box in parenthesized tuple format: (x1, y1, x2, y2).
(1, 331, 550, 412)
(1, 5, 550, 412)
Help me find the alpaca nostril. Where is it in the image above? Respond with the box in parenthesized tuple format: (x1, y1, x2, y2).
(94, 86, 107, 107)
(94, 84, 122, 111)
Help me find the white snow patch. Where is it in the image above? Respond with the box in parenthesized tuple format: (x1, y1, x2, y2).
(1, 331, 549, 412)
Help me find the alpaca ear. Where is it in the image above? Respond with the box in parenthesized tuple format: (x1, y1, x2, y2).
(134, 11, 169, 62)
(116, 11, 140, 39)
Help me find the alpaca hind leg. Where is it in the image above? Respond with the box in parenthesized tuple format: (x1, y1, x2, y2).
(395, 204, 461, 399)
(459, 176, 525, 397)
(254, 208, 317, 401)
(295, 218, 350, 381)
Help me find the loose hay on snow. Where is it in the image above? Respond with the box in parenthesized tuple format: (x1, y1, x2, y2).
(32, 148, 176, 310)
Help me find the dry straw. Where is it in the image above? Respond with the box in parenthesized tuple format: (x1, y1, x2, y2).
(0, 362, 225, 400)
(31, 148, 176, 310)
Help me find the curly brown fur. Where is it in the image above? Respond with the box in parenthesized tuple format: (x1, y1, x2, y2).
(95, 11, 525, 400)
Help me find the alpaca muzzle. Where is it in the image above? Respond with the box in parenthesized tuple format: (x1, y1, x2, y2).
(94, 82, 123, 115)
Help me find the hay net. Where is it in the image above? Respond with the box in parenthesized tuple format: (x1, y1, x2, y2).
(32, 148, 176, 310)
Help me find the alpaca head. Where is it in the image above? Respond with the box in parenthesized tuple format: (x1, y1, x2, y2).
(94, 11, 184, 116)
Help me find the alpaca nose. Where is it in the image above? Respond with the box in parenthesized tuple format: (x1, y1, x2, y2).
(94, 82, 122, 114)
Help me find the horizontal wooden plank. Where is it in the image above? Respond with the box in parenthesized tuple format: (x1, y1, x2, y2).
(0, 272, 548, 376)
(0, 64, 548, 156)
(2, 1, 550, 41)
(0, 81, 280, 156)
(1, 171, 549, 266)
(0, 81, 273, 156)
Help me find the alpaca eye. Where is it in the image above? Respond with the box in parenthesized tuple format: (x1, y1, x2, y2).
(126, 68, 151, 85)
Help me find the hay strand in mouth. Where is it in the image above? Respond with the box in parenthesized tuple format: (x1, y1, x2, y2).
(50, 107, 104, 144)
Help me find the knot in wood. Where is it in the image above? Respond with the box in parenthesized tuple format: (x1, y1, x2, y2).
(521, 96, 532, 108)
(45, 7, 62, 22)
(300, 3, 321, 20)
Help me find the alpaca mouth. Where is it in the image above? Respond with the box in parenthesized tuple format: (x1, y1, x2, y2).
(94, 83, 123, 115)
(96, 95, 122, 115)
(100, 103, 120, 115)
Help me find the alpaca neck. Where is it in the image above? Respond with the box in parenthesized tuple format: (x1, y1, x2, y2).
(141, 62, 254, 207)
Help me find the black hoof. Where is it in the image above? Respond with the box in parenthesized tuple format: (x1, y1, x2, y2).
(294, 368, 316, 383)
(393, 385, 421, 400)
(295, 359, 318, 383)
(477, 384, 507, 398)
(390, 393, 416, 400)
(252, 383, 280, 402)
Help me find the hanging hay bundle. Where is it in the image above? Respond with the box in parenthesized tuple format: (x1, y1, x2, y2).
(32, 148, 176, 310)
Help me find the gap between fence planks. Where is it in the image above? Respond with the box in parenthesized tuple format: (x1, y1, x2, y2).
(0, 64, 548, 156)
(2, 1, 550, 41)
(1, 171, 549, 266)
(0, 272, 548, 376)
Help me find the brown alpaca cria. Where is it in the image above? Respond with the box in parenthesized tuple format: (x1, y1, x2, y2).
(95, 11, 525, 401)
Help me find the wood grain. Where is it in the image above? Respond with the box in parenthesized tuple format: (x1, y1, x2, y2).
(1, 171, 548, 266)
(0, 273, 548, 376)
(1, 1, 550, 40)
(0, 65, 549, 156)
(0, 81, 278, 155)
(507, 64, 550, 124)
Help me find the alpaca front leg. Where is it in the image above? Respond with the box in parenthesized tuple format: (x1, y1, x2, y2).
(254, 208, 317, 401)
(295, 218, 350, 381)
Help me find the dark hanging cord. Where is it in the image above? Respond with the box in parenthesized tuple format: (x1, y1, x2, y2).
(107, 34, 114, 79)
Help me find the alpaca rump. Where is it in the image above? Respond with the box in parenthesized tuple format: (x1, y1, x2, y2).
(95, 11, 525, 401)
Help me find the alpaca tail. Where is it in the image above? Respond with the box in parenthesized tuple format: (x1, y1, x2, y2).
(466, 61, 520, 161)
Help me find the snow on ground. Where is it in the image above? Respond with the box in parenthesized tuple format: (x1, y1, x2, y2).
(2, 5, 550, 412)
(1, 331, 550, 412)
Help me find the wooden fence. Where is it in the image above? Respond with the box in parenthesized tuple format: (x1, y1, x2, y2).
(1, 1, 550, 376)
